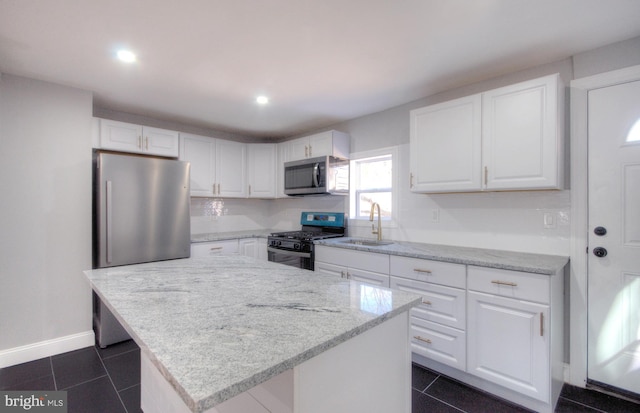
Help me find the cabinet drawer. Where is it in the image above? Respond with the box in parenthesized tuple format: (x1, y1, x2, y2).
(191, 240, 239, 257)
(468, 266, 550, 304)
(390, 256, 465, 288)
(410, 318, 466, 371)
(390, 276, 465, 330)
(314, 246, 389, 274)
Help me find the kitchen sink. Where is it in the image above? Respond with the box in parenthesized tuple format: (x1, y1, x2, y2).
(341, 239, 394, 247)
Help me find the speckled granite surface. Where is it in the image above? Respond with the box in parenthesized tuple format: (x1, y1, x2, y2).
(315, 237, 568, 275)
(84, 255, 421, 413)
(190, 230, 272, 243)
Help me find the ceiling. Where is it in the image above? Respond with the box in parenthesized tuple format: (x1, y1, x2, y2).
(1, 1, 640, 139)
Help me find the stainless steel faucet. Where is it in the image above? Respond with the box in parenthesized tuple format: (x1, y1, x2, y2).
(370, 202, 382, 241)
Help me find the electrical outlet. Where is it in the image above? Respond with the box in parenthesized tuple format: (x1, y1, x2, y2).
(543, 212, 556, 229)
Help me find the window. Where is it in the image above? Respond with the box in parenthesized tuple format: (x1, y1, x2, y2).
(350, 147, 396, 221)
(627, 119, 640, 143)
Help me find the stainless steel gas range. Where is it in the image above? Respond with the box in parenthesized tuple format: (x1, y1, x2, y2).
(268, 212, 347, 270)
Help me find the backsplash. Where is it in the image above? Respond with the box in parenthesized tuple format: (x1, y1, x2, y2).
(190, 198, 273, 234)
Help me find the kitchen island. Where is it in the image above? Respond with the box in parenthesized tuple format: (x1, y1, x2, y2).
(84, 255, 421, 413)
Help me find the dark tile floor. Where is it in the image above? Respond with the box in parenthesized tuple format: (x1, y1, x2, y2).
(0, 340, 141, 413)
(2, 340, 639, 413)
(412, 364, 640, 413)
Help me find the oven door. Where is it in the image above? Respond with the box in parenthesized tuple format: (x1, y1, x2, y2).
(267, 247, 313, 270)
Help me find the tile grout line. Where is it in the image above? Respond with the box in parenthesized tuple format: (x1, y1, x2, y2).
(93, 346, 129, 413)
(48, 357, 58, 391)
(557, 396, 608, 413)
(421, 392, 468, 413)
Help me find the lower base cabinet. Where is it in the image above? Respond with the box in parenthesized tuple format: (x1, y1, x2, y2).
(314, 246, 565, 413)
(467, 290, 549, 402)
(191, 240, 239, 257)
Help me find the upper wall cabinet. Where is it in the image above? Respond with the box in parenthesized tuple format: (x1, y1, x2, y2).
(288, 130, 350, 161)
(247, 143, 276, 198)
(409, 95, 482, 192)
(98, 119, 180, 157)
(410, 74, 564, 193)
(179, 133, 247, 198)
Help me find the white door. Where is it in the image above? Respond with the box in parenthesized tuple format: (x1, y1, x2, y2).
(587, 79, 640, 395)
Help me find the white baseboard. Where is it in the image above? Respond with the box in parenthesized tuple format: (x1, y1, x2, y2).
(0, 330, 95, 368)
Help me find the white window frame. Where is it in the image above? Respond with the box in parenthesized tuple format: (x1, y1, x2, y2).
(348, 146, 398, 228)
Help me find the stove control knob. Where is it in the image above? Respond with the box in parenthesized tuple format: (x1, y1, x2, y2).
(294, 243, 301, 250)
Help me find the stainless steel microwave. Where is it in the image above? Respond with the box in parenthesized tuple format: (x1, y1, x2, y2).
(284, 156, 349, 196)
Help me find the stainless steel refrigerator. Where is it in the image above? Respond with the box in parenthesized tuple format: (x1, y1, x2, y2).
(92, 150, 191, 347)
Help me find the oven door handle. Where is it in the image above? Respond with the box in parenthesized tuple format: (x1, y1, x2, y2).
(268, 247, 312, 258)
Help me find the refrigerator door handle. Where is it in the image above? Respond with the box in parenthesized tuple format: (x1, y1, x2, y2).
(106, 180, 113, 264)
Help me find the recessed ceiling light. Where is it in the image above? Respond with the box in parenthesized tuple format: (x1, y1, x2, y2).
(117, 50, 137, 63)
(256, 96, 269, 105)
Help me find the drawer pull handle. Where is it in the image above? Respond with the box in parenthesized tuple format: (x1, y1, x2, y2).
(491, 280, 517, 287)
(414, 268, 432, 274)
(540, 312, 544, 337)
(414, 336, 432, 344)
(210, 247, 224, 251)
(422, 300, 432, 305)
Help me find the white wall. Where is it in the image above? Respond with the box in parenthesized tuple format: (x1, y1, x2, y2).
(0, 74, 94, 366)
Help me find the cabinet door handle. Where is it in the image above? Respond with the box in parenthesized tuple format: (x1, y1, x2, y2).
(145, 136, 149, 150)
(346, 271, 351, 279)
(540, 312, 544, 337)
(305, 145, 309, 158)
(414, 268, 432, 274)
(484, 166, 488, 186)
(414, 336, 432, 344)
(217, 183, 221, 194)
(308, 144, 312, 157)
(422, 300, 432, 305)
(248, 184, 251, 196)
(410, 172, 414, 189)
(491, 280, 517, 287)
(138, 136, 142, 149)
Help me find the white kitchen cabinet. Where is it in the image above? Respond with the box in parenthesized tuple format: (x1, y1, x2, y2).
(247, 144, 276, 198)
(179, 133, 246, 198)
(482, 74, 563, 190)
(216, 139, 247, 197)
(409, 95, 482, 192)
(466, 265, 564, 411)
(239, 238, 267, 261)
(99, 119, 179, 157)
(276, 142, 290, 198)
(390, 256, 467, 370)
(287, 130, 350, 161)
(314, 246, 389, 287)
(409, 73, 563, 193)
(191, 240, 239, 257)
(180, 133, 216, 197)
(315, 261, 389, 287)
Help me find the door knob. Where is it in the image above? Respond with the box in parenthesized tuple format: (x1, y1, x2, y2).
(594, 226, 607, 236)
(593, 247, 608, 257)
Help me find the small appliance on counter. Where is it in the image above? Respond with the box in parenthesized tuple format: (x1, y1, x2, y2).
(92, 150, 191, 347)
(268, 212, 347, 270)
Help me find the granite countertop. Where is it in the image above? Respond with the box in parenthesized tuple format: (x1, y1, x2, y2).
(315, 237, 569, 275)
(190, 230, 273, 243)
(84, 255, 421, 413)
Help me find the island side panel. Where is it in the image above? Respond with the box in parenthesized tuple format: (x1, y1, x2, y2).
(294, 312, 411, 413)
